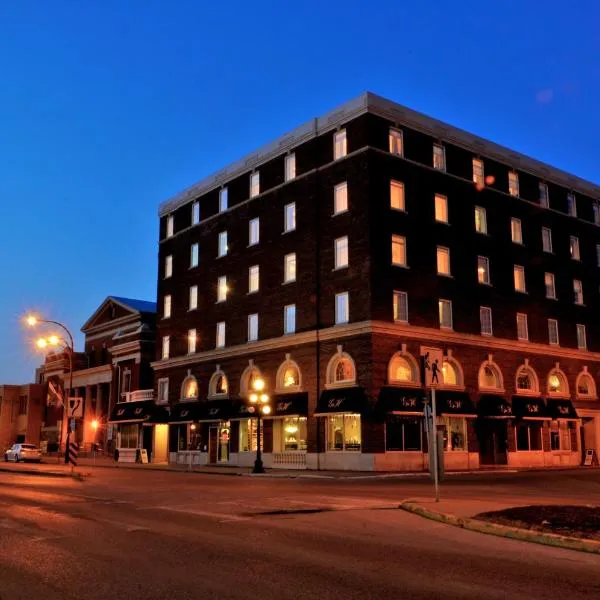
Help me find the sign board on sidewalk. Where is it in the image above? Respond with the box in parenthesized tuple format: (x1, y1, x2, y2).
(420, 346, 444, 387)
(584, 449, 598, 466)
(138, 449, 149, 464)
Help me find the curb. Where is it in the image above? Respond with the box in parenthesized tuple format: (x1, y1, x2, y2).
(0, 465, 84, 480)
(399, 500, 600, 555)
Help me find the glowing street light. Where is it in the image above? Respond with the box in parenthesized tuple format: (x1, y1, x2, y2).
(36, 338, 48, 349)
(251, 377, 271, 474)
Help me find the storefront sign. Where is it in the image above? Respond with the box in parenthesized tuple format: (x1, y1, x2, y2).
(400, 397, 418, 409)
(327, 398, 344, 409)
(526, 403, 540, 414)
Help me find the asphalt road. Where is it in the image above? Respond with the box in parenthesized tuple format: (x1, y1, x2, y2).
(1, 468, 599, 599)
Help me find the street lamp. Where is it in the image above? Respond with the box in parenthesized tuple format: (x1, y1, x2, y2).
(249, 377, 271, 474)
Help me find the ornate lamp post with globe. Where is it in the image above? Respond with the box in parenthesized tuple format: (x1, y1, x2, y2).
(248, 377, 271, 474)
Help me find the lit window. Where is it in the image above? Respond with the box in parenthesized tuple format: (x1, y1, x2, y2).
(330, 355, 355, 384)
(334, 237, 349, 269)
(250, 171, 260, 198)
(442, 360, 459, 386)
(334, 182, 348, 214)
(334, 129, 347, 160)
(164, 255, 173, 279)
(433, 144, 446, 171)
(474, 206, 487, 234)
(219, 187, 228, 212)
(335, 292, 349, 325)
(284, 304, 296, 334)
(217, 276, 227, 302)
(163, 295, 171, 319)
(393, 291, 408, 322)
(285, 154, 296, 182)
(327, 414, 361, 452)
(189, 285, 198, 310)
(392, 235, 407, 266)
(166, 215, 174, 238)
(573, 280, 584, 305)
(545, 273, 556, 299)
(477, 256, 490, 284)
(182, 376, 198, 399)
(216, 322, 226, 348)
(548, 319, 559, 345)
(389, 355, 415, 383)
(472, 158, 484, 187)
(192, 201, 200, 225)
(516, 313, 528, 341)
(284, 253, 297, 283)
(480, 306, 492, 336)
(249, 217, 260, 246)
(577, 324, 587, 350)
(218, 231, 228, 257)
(210, 372, 229, 397)
(157, 379, 169, 404)
(567, 193, 577, 217)
(514, 265, 526, 293)
(437, 246, 451, 276)
(570, 236, 580, 260)
(438, 299, 452, 329)
(248, 314, 258, 342)
(188, 329, 197, 354)
(284, 202, 296, 232)
(161, 336, 170, 359)
(511, 218, 522, 244)
(190, 243, 199, 268)
(594, 203, 600, 226)
(548, 370, 568, 395)
(542, 227, 553, 253)
(389, 128, 403, 156)
(539, 182, 549, 208)
(435, 194, 448, 223)
(249, 265, 259, 293)
(390, 180, 405, 211)
(508, 172, 519, 197)
(479, 363, 501, 389)
(239, 419, 263, 452)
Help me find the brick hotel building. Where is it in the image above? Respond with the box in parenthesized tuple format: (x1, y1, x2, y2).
(153, 92, 600, 471)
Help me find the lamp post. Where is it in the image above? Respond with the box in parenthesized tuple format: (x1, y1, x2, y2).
(26, 314, 75, 464)
(249, 377, 271, 474)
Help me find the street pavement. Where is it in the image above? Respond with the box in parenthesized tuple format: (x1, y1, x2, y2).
(0, 467, 599, 599)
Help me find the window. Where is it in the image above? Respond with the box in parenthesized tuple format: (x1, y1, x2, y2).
(249, 265, 259, 293)
(388, 353, 417, 383)
(250, 171, 260, 197)
(328, 354, 355, 385)
(477, 256, 490, 284)
(438, 299, 452, 329)
(334, 129, 347, 160)
(389, 127, 403, 156)
(514, 265, 526, 293)
(335, 292, 349, 325)
(472, 158, 484, 187)
(192, 201, 200, 225)
(539, 182, 549, 208)
(439, 416, 467, 451)
(161, 336, 170, 359)
(327, 414, 361, 451)
(284, 202, 296, 232)
(516, 422, 542, 451)
(284, 253, 297, 283)
(516, 365, 536, 392)
(209, 371, 229, 398)
(334, 182, 348, 214)
(550, 421, 571, 451)
(284, 304, 296, 334)
(570, 236, 580, 260)
(545, 273, 556, 299)
(216, 322, 225, 348)
(392, 235, 407, 266)
(594, 203, 600, 226)
(433, 144, 446, 171)
(188, 329, 197, 354)
(511, 218, 522, 244)
(516, 313, 528, 341)
(508, 172, 519, 196)
(577, 371, 594, 397)
(285, 154, 296, 182)
(542, 227, 553, 253)
(393, 291, 408, 322)
(239, 419, 263, 453)
(474, 206, 487, 234)
(219, 187, 228, 212)
(277, 417, 307, 452)
(567, 193, 577, 217)
(164, 255, 173, 279)
(190, 243, 199, 268)
(249, 217, 260, 246)
(388, 180, 405, 211)
(189, 285, 198, 310)
(163, 295, 171, 319)
(577, 324, 587, 350)
(166, 215, 174, 238)
(248, 314, 258, 342)
(437, 246, 451, 276)
(121, 369, 131, 396)
(334, 237, 349, 269)
(441, 360, 460, 386)
(157, 378, 169, 404)
(217, 276, 227, 302)
(548, 319, 559, 345)
(548, 370, 568, 395)
(385, 415, 422, 451)
(277, 358, 301, 390)
(218, 231, 228, 257)
(573, 279, 584, 305)
(479, 362, 502, 390)
(596, 244, 600, 267)
(480, 306, 493, 335)
(120, 424, 139, 449)
(435, 194, 448, 223)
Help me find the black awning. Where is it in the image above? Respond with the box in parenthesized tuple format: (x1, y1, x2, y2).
(169, 402, 203, 424)
(197, 399, 235, 422)
(478, 395, 513, 418)
(109, 400, 166, 424)
(314, 387, 369, 415)
(435, 391, 477, 416)
(547, 399, 579, 420)
(374, 387, 425, 416)
(231, 400, 260, 420)
(512, 396, 550, 420)
(273, 393, 309, 416)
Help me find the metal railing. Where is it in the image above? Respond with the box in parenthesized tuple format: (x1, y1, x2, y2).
(123, 389, 155, 403)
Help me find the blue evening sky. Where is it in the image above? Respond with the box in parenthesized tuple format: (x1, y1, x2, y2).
(1, 1, 598, 382)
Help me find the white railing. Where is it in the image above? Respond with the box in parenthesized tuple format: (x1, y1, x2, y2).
(272, 452, 307, 468)
(124, 389, 155, 403)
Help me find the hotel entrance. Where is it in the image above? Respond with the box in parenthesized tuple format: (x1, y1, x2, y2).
(209, 422, 230, 463)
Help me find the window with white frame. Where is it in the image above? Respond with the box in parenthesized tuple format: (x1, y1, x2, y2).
(475, 206, 487, 234)
(249, 217, 260, 246)
(594, 203, 600, 226)
(385, 416, 422, 451)
(181, 375, 198, 400)
(477, 256, 490, 284)
(334, 182, 348, 214)
(388, 353, 418, 384)
(548, 369, 569, 395)
(437, 246, 451, 276)
(165, 255, 173, 279)
(539, 182, 549, 208)
(219, 187, 228, 212)
(548, 319, 559, 345)
(334, 129, 347, 160)
(328, 352, 356, 385)
(335, 292, 349, 325)
(516, 422, 543, 451)
(433, 144, 446, 170)
(392, 235, 407, 266)
(542, 227, 553, 253)
(570, 236, 580, 260)
(248, 314, 258, 342)
(479, 362, 502, 390)
(216, 322, 225, 348)
(218, 231, 228, 257)
(192, 201, 200, 225)
(189, 285, 198, 310)
(284, 253, 296, 283)
(188, 329, 197, 354)
(511, 218, 522, 244)
(217, 276, 227, 302)
(284, 304, 296, 334)
(393, 291, 408, 322)
(334, 237, 349, 269)
(166, 215, 174, 238)
(190, 243, 199, 268)
(284, 202, 296, 232)
(157, 378, 169, 404)
(438, 299, 452, 329)
(209, 370, 229, 398)
(573, 279, 584, 305)
(285, 153, 296, 182)
(567, 193, 577, 217)
(550, 421, 572, 451)
(250, 171, 260, 197)
(162, 336, 170, 359)
(435, 194, 448, 223)
(514, 265, 526, 293)
(327, 414, 361, 451)
(516, 313, 529, 341)
(389, 127, 403, 156)
(577, 371, 594, 396)
(248, 265, 259, 293)
(441, 360, 461, 386)
(545, 272, 556, 299)
(577, 324, 587, 349)
(390, 180, 405, 211)
(480, 306, 493, 335)
(163, 295, 171, 319)
(472, 158, 484, 187)
(508, 172, 519, 196)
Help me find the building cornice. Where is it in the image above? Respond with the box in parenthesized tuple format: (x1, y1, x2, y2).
(85, 319, 141, 342)
(70, 364, 113, 386)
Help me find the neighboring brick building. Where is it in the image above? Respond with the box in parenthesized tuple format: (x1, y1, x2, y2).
(154, 92, 600, 471)
(0, 384, 44, 454)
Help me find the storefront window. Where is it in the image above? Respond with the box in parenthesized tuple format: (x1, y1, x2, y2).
(239, 419, 263, 452)
(438, 416, 466, 451)
(550, 421, 571, 451)
(327, 414, 361, 451)
(516, 422, 542, 451)
(119, 424, 139, 449)
(189, 424, 203, 450)
(280, 417, 307, 451)
(385, 416, 422, 451)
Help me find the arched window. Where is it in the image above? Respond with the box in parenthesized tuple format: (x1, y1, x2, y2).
(441, 356, 465, 387)
(547, 367, 569, 397)
(240, 362, 263, 396)
(208, 367, 229, 399)
(276, 355, 302, 392)
(576, 370, 596, 399)
(388, 351, 419, 385)
(478, 359, 504, 391)
(181, 372, 198, 401)
(326, 347, 356, 387)
(515, 363, 539, 395)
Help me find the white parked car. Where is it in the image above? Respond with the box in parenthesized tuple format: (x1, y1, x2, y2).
(4, 443, 42, 463)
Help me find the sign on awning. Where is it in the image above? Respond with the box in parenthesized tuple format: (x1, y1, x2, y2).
(435, 391, 477, 417)
(478, 395, 513, 418)
(547, 399, 579, 420)
(314, 388, 369, 416)
(511, 396, 550, 420)
(273, 393, 308, 416)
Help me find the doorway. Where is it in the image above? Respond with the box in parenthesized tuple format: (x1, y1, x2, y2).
(478, 419, 509, 465)
(153, 424, 169, 464)
(209, 423, 230, 464)
(142, 426, 153, 462)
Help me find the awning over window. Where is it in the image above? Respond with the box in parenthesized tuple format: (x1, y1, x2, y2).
(169, 403, 203, 424)
(374, 387, 425, 416)
(314, 387, 369, 416)
(478, 395, 513, 418)
(231, 400, 260, 420)
(109, 401, 169, 424)
(197, 399, 236, 422)
(434, 391, 477, 417)
(547, 399, 579, 420)
(512, 396, 550, 420)
(273, 393, 309, 416)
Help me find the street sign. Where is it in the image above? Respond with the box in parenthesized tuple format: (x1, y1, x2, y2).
(68, 397, 83, 418)
(68, 442, 79, 467)
(420, 346, 444, 387)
